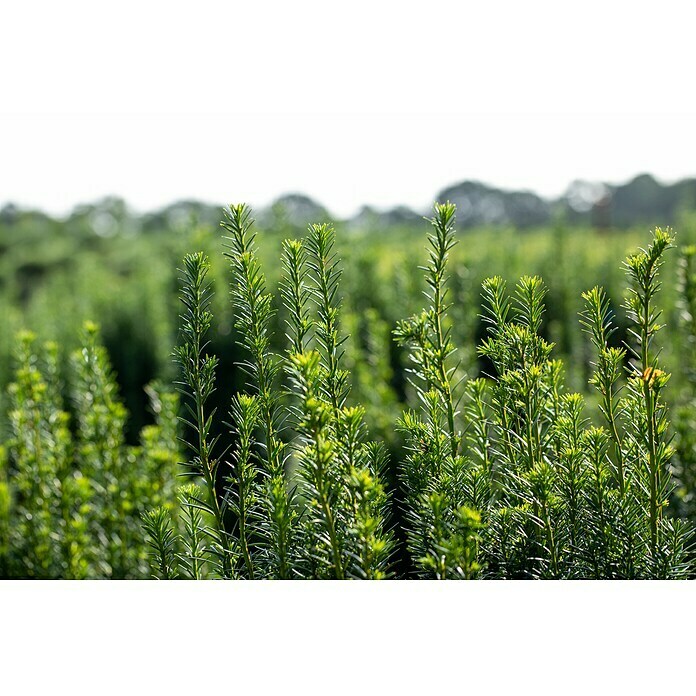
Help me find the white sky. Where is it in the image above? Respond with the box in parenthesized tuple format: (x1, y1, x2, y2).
(2, 1, 696, 218)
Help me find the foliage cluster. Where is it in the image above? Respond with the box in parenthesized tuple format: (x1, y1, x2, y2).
(143, 204, 694, 578)
(2, 201, 696, 578)
(0, 325, 179, 578)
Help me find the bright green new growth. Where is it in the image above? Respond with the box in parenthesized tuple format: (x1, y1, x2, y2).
(1, 325, 181, 578)
(138, 205, 692, 580)
(222, 205, 296, 579)
(395, 203, 477, 577)
(144, 205, 392, 579)
(171, 252, 232, 577)
(394, 212, 691, 578)
(6, 332, 72, 577)
(1, 199, 690, 580)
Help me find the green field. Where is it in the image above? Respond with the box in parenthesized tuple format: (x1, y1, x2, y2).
(2, 199, 696, 578)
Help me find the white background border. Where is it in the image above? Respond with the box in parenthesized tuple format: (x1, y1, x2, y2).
(2, 2, 696, 692)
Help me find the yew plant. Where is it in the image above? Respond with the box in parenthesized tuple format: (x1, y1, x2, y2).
(1, 325, 180, 578)
(143, 203, 694, 579)
(144, 206, 392, 579)
(4, 201, 691, 579)
(397, 213, 691, 578)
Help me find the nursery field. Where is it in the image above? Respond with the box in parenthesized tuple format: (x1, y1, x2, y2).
(2, 200, 696, 579)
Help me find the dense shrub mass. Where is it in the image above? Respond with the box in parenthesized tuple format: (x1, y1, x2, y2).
(1, 201, 696, 578)
(0, 326, 179, 578)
